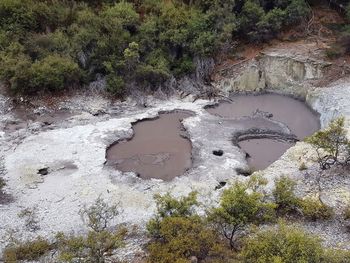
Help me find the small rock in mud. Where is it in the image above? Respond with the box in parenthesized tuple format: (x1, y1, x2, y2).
(37, 167, 49, 176)
(212, 150, 224, 156)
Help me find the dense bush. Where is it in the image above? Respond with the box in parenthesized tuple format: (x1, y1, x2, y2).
(0, 177, 5, 192)
(147, 215, 227, 263)
(273, 176, 301, 216)
(239, 222, 325, 263)
(0, 0, 310, 96)
(146, 192, 233, 263)
(147, 191, 199, 238)
(208, 175, 276, 249)
(300, 197, 334, 221)
(3, 237, 52, 263)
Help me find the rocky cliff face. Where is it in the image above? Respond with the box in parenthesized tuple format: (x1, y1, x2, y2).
(215, 47, 332, 97)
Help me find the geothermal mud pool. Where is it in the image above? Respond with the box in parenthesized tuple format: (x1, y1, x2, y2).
(105, 94, 320, 179)
(106, 111, 193, 180)
(207, 93, 320, 170)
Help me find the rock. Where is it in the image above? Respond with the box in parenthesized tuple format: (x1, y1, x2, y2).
(215, 46, 331, 96)
(212, 150, 224, 156)
(190, 256, 198, 263)
(37, 168, 49, 176)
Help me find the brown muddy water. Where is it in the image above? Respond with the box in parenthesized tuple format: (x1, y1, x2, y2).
(239, 139, 293, 170)
(207, 94, 320, 139)
(207, 94, 320, 170)
(106, 111, 193, 181)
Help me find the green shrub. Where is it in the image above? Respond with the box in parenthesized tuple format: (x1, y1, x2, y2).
(3, 237, 52, 263)
(239, 222, 324, 263)
(273, 176, 301, 216)
(325, 46, 344, 59)
(106, 75, 125, 96)
(322, 249, 350, 263)
(147, 191, 198, 238)
(299, 162, 308, 171)
(305, 117, 350, 170)
(57, 197, 126, 263)
(0, 177, 5, 192)
(56, 228, 126, 263)
(300, 197, 334, 221)
(0, 47, 83, 94)
(147, 215, 226, 263)
(208, 175, 276, 249)
(343, 205, 350, 220)
(146, 192, 233, 263)
(28, 55, 82, 93)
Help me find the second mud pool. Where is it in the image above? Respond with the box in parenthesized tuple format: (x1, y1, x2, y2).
(207, 93, 320, 170)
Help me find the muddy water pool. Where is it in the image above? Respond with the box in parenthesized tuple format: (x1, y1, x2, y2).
(207, 94, 320, 170)
(106, 111, 193, 181)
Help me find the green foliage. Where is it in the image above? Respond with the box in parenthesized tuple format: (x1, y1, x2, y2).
(58, 197, 126, 263)
(0, 177, 5, 192)
(3, 237, 52, 263)
(273, 176, 301, 216)
(56, 228, 126, 263)
(147, 191, 198, 238)
(208, 175, 276, 249)
(299, 162, 308, 171)
(147, 215, 225, 263)
(106, 75, 125, 96)
(239, 0, 309, 42)
(300, 197, 334, 221)
(146, 192, 233, 263)
(0, 0, 309, 95)
(29, 55, 82, 93)
(346, 2, 350, 21)
(3, 198, 125, 263)
(239, 222, 324, 263)
(306, 117, 350, 170)
(0, 45, 82, 94)
(344, 205, 350, 220)
(322, 249, 350, 263)
(79, 197, 121, 232)
(325, 45, 344, 59)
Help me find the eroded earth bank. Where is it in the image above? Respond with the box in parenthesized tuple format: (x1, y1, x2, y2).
(1, 43, 350, 260)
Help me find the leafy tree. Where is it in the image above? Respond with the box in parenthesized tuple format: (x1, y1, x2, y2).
(284, 0, 310, 25)
(147, 191, 198, 238)
(239, 0, 265, 41)
(306, 117, 350, 170)
(208, 175, 276, 249)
